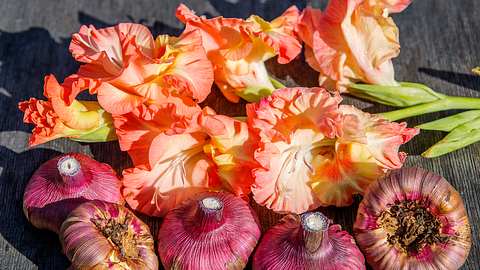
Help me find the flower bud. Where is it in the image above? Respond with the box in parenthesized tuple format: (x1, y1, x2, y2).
(348, 82, 444, 107)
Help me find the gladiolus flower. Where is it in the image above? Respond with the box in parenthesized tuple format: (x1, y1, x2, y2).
(18, 75, 116, 147)
(311, 105, 418, 207)
(247, 87, 417, 213)
(115, 105, 254, 216)
(297, 0, 411, 92)
(176, 4, 302, 103)
(69, 23, 213, 115)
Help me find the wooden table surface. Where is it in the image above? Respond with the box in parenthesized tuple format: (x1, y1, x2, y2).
(0, 0, 479, 269)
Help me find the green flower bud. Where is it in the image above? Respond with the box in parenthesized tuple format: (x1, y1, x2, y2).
(348, 82, 445, 107)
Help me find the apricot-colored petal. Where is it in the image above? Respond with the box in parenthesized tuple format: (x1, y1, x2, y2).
(248, 87, 344, 213)
(18, 79, 112, 147)
(117, 23, 155, 56)
(43, 75, 101, 130)
(310, 106, 418, 206)
(18, 98, 64, 146)
(252, 129, 325, 214)
(96, 83, 145, 115)
(176, 4, 248, 53)
(159, 30, 214, 102)
(212, 56, 275, 103)
(339, 105, 418, 169)
(113, 103, 190, 167)
(201, 114, 256, 196)
(249, 6, 302, 64)
(299, 0, 404, 91)
(297, 7, 322, 48)
(176, 4, 301, 102)
(247, 87, 343, 142)
(340, 1, 399, 85)
(311, 142, 385, 206)
(364, 0, 412, 14)
(70, 24, 124, 74)
(303, 45, 321, 73)
(247, 87, 417, 210)
(122, 136, 220, 217)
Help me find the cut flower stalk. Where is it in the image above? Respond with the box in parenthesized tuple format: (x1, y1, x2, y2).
(421, 114, 480, 158)
(350, 82, 480, 157)
(381, 95, 480, 121)
(348, 82, 480, 121)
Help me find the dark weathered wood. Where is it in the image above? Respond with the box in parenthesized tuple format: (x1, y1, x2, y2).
(0, 0, 478, 269)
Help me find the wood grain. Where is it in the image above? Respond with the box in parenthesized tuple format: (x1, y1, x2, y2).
(0, 0, 478, 269)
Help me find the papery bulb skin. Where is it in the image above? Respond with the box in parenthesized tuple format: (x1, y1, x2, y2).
(253, 212, 365, 270)
(60, 200, 158, 270)
(23, 153, 123, 233)
(158, 191, 261, 270)
(354, 167, 472, 270)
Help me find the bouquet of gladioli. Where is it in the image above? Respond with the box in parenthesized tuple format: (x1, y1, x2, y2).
(18, 2, 479, 269)
(19, 0, 474, 217)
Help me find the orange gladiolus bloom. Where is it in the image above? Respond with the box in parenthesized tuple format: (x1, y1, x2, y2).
(18, 75, 116, 146)
(176, 4, 302, 103)
(69, 23, 213, 115)
(115, 105, 255, 216)
(247, 87, 418, 213)
(297, 0, 411, 92)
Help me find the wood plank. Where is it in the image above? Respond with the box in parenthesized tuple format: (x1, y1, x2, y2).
(0, 0, 478, 269)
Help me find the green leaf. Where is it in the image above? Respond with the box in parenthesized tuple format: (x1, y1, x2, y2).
(348, 82, 445, 107)
(237, 86, 275, 103)
(233, 116, 247, 122)
(69, 123, 117, 143)
(417, 110, 480, 132)
(269, 77, 286, 89)
(422, 117, 480, 158)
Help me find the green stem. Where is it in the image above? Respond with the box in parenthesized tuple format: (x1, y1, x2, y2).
(380, 96, 480, 121)
(270, 77, 286, 89)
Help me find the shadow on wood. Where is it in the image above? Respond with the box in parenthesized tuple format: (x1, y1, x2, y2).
(419, 67, 480, 92)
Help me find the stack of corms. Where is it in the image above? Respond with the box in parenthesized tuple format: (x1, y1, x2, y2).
(18, 1, 472, 269)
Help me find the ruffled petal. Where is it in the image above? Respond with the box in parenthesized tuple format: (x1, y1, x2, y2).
(247, 87, 343, 142)
(248, 5, 302, 64)
(43, 75, 100, 130)
(19, 75, 115, 146)
(176, 4, 248, 53)
(156, 30, 214, 103)
(296, 7, 322, 48)
(96, 83, 145, 115)
(113, 103, 198, 167)
(117, 23, 155, 56)
(18, 98, 65, 146)
(247, 87, 417, 210)
(248, 87, 343, 213)
(310, 142, 386, 206)
(339, 105, 418, 169)
(70, 24, 124, 75)
(122, 133, 220, 217)
(310, 106, 418, 206)
(252, 130, 325, 213)
(71, 22, 212, 113)
(176, 4, 300, 102)
(201, 113, 256, 196)
(364, 0, 412, 14)
(298, 0, 409, 91)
